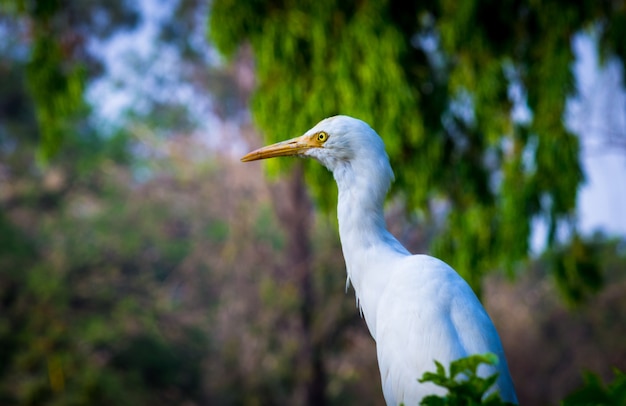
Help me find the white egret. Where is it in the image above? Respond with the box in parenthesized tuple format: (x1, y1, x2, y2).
(241, 115, 518, 405)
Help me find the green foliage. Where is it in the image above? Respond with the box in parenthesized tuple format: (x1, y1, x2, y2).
(2, 1, 624, 404)
(11, 0, 88, 162)
(210, 0, 425, 213)
(0, 173, 211, 404)
(0, 117, 368, 404)
(418, 356, 626, 405)
(562, 368, 626, 406)
(26, 33, 86, 161)
(253, 205, 285, 250)
(548, 234, 605, 306)
(1, 0, 138, 161)
(208, 0, 626, 294)
(418, 353, 515, 406)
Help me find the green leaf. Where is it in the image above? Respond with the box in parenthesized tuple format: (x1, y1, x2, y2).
(418, 354, 514, 405)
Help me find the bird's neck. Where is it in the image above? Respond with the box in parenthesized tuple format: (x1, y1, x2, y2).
(334, 163, 409, 336)
(336, 171, 388, 251)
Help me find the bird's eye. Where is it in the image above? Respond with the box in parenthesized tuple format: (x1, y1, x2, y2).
(317, 131, 328, 143)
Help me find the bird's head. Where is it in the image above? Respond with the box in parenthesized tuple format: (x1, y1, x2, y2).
(241, 115, 392, 180)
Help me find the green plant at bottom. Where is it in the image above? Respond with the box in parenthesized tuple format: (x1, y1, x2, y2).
(417, 353, 516, 406)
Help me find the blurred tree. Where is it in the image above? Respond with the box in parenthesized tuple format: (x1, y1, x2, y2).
(208, 0, 626, 294)
(563, 368, 626, 406)
(485, 234, 626, 404)
(1, 1, 383, 404)
(0, 136, 213, 404)
(3, 0, 624, 405)
(0, 1, 209, 404)
(0, 0, 138, 159)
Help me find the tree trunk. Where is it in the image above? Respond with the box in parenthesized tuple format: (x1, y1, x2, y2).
(273, 164, 327, 406)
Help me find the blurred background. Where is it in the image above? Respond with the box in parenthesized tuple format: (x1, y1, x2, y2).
(1, 0, 626, 405)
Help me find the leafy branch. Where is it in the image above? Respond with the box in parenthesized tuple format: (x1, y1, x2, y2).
(418, 353, 516, 406)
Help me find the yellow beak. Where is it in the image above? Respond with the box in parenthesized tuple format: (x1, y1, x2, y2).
(241, 134, 320, 162)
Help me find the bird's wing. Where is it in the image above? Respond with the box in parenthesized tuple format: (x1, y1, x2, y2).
(375, 255, 517, 406)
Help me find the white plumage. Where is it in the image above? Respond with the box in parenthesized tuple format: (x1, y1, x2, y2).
(242, 115, 518, 405)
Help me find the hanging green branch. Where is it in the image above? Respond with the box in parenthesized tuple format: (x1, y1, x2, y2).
(209, 0, 626, 295)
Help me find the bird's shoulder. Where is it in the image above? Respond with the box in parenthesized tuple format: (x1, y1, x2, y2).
(387, 254, 474, 297)
(378, 254, 496, 349)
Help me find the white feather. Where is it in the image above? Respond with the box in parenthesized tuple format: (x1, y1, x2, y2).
(304, 116, 518, 405)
